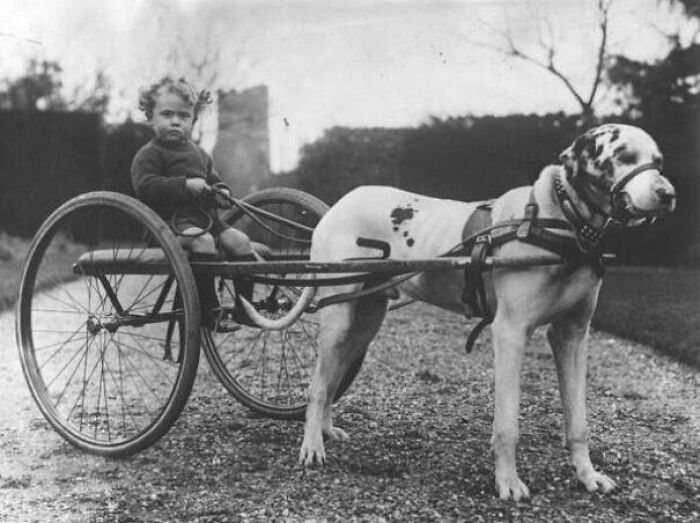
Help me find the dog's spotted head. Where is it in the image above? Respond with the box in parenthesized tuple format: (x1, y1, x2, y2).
(559, 124, 676, 220)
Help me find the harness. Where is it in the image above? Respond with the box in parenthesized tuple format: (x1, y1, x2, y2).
(458, 195, 601, 353)
(459, 162, 662, 352)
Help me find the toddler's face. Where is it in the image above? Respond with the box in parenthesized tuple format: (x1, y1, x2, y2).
(151, 90, 195, 144)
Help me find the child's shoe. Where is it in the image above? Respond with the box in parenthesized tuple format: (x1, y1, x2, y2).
(214, 312, 242, 333)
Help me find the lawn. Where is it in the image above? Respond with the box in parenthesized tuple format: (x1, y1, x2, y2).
(0, 231, 86, 311)
(593, 265, 700, 368)
(0, 232, 32, 310)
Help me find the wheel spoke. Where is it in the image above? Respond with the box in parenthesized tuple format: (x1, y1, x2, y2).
(18, 194, 198, 456)
(203, 189, 337, 419)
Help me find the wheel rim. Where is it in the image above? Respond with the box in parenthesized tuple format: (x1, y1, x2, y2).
(17, 195, 198, 452)
(203, 277, 320, 413)
(203, 191, 325, 416)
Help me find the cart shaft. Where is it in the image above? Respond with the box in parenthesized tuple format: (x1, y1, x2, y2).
(75, 250, 569, 277)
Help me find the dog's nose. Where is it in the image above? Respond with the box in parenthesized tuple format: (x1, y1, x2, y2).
(656, 187, 676, 208)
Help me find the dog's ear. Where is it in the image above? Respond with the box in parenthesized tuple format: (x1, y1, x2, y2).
(559, 130, 597, 179)
(558, 146, 577, 179)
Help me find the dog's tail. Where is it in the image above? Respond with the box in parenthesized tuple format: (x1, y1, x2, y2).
(237, 280, 317, 331)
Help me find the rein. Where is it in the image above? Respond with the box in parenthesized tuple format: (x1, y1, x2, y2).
(170, 187, 315, 245)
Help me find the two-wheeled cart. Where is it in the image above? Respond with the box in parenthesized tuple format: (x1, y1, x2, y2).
(16, 188, 566, 457)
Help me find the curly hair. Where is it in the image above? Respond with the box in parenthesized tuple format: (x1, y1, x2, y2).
(138, 76, 212, 122)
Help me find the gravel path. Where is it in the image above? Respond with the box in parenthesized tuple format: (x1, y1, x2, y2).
(1, 301, 698, 522)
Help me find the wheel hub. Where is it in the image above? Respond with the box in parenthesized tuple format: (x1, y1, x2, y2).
(87, 315, 120, 335)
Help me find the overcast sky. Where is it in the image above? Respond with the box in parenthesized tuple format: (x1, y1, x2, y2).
(0, 0, 688, 171)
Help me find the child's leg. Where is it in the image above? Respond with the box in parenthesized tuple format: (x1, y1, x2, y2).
(179, 228, 219, 326)
(179, 228, 218, 257)
(217, 227, 257, 325)
(217, 227, 255, 259)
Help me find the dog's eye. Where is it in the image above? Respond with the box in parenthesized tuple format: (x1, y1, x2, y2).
(616, 151, 638, 165)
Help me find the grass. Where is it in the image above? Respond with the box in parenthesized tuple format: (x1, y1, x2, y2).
(0, 231, 86, 311)
(593, 265, 700, 369)
(0, 232, 32, 310)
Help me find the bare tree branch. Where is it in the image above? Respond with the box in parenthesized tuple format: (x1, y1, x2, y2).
(462, 0, 613, 117)
(587, 0, 611, 107)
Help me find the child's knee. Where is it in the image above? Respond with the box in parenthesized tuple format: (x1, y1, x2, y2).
(219, 228, 252, 256)
(180, 230, 217, 255)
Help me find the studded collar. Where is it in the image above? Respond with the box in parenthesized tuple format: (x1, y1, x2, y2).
(553, 173, 606, 253)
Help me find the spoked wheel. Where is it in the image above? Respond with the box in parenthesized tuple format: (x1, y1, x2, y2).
(16, 192, 200, 457)
(202, 188, 361, 420)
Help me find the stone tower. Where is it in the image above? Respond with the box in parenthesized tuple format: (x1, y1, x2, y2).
(212, 85, 270, 197)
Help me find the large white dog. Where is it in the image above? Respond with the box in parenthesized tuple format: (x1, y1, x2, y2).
(251, 124, 676, 500)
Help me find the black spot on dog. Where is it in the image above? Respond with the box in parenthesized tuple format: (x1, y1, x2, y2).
(585, 140, 598, 158)
(390, 206, 415, 226)
(403, 231, 409, 237)
(573, 136, 589, 156)
(393, 226, 399, 232)
(406, 238, 415, 247)
(593, 143, 604, 159)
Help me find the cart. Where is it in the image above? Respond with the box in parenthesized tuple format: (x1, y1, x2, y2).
(16, 187, 567, 457)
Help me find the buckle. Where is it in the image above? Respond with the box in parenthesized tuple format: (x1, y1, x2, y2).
(517, 203, 538, 239)
(603, 216, 623, 230)
(475, 233, 491, 245)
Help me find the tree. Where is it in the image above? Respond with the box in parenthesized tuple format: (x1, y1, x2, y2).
(605, 0, 700, 117)
(0, 59, 65, 111)
(145, 5, 252, 143)
(467, 0, 613, 121)
(67, 68, 112, 116)
(0, 58, 112, 116)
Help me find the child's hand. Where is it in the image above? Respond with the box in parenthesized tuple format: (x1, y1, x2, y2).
(212, 187, 233, 209)
(186, 178, 209, 196)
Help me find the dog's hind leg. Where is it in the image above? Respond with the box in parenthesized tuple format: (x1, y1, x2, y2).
(299, 293, 388, 467)
(547, 312, 617, 494)
(491, 317, 533, 501)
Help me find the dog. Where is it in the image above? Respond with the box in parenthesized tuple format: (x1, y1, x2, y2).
(245, 124, 676, 500)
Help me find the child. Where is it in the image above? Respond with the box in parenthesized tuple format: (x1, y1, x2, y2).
(131, 76, 255, 330)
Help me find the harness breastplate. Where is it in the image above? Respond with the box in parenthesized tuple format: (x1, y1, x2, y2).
(459, 193, 604, 352)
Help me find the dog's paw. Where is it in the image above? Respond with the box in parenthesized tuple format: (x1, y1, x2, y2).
(324, 426, 349, 442)
(298, 441, 326, 468)
(495, 474, 530, 501)
(578, 469, 617, 493)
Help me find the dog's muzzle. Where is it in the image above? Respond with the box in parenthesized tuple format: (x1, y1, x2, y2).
(608, 163, 676, 226)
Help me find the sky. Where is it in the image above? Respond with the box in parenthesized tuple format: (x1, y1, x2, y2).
(0, 0, 690, 171)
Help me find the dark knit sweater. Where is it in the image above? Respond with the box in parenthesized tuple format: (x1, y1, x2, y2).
(130, 138, 227, 222)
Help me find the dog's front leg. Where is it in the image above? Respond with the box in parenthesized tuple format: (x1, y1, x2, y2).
(548, 317, 616, 494)
(491, 317, 531, 501)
